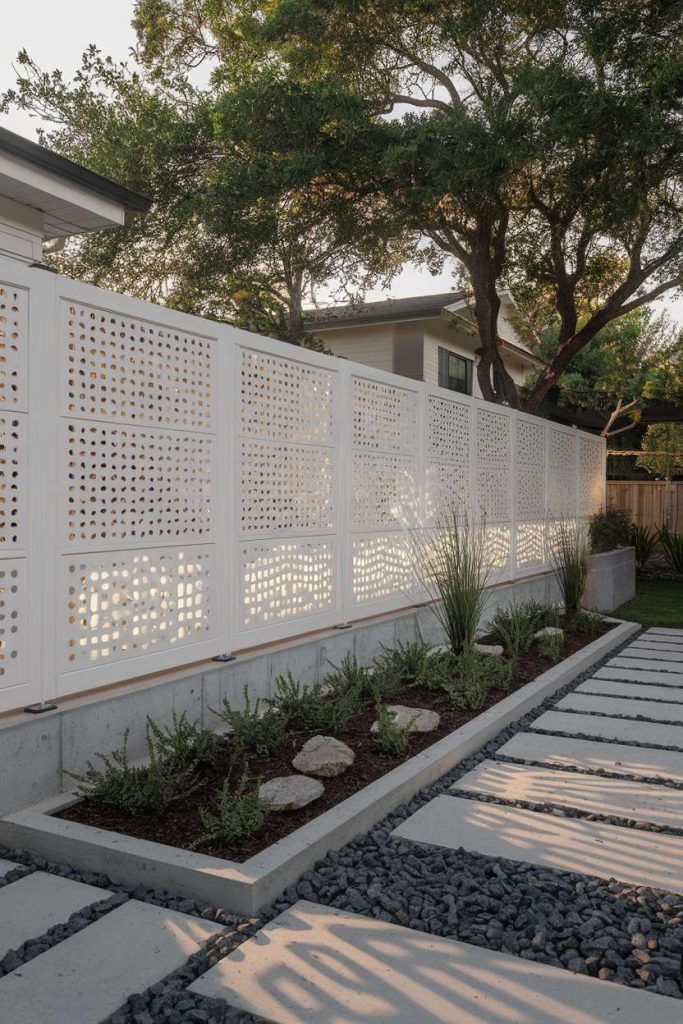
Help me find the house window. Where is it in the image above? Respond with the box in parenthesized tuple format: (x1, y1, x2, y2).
(438, 348, 473, 395)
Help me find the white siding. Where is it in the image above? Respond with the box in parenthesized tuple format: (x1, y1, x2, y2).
(320, 323, 395, 373)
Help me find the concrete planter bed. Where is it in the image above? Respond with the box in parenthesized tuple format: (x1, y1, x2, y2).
(0, 619, 636, 916)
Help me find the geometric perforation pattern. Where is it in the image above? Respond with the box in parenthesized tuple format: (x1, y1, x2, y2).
(352, 377, 417, 453)
(427, 394, 471, 463)
(240, 348, 334, 445)
(62, 301, 214, 430)
(578, 436, 605, 517)
(240, 439, 334, 534)
(0, 412, 25, 548)
(65, 547, 212, 668)
(239, 539, 334, 628)
(0, 558, 25, 685)
(352, 452, 417, 529)
(65, 422, 213, 545)
(516, 418, 545, 521)
(351, 534, 412, 606)
(549, 429, 577, 518)
(0, 282, 27, 412)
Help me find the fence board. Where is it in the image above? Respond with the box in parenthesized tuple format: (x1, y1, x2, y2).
(607, 481, 683, 532)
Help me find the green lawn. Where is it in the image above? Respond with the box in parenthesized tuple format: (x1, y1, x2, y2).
(614, 579, 683, 628)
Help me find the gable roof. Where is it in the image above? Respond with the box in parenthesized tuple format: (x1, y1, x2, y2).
(305, 290, 467, 331)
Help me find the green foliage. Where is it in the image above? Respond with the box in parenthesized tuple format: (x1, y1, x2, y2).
(266, 671, 323, 724)
(64, 727, 190, 817)
(637, 425, 683, 481)
(145, 711, 216, 770)
(444, 648, 512, 710)
(659, 526, 683, 573)
(370, 640, 433, 700)
(307, 684, 363, 736)
(212, 687, 286, 755)
(323, 655, 373, 699)
(589, 508, 632, 554)
(550, 520, 590, 616)
(537, 632, 564, 663)
(568, 610, 604, 635)
(489, 600, 547, 657)
(415, 649, 460, 692)
(630, 523, 659, 571)
(408, 512, 491, 655)
(191, 774, 266, 850)
(373, 705, 414, 758)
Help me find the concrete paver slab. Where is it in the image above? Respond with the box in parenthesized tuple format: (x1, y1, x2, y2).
(557, 692, 683, 724)
(646, 628, 683, 637)
(607, 657, 683, 674)
(0, 899, 224, 1024)
(0, 857, 20, 878)
(392, 795, 683, 894)
(618, 648, 683, 664)
(595, 665, 683, 687)
(530, 710, 683, 749)
(498, 731, 683, 782)
(577, 679, 683, 703)
(190, 900, 681, 1023)
(0, 872, 111, 957)
(452, 759, 683, 827)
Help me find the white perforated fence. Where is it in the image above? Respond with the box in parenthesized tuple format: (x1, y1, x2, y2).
(0, 255, 606, 710)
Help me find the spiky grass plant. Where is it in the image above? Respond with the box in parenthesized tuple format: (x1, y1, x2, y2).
(630, 522, 659, 571)
(407, 510, 492, 655)
(549, 519, 590, 616)
(659, 525, 683, 573)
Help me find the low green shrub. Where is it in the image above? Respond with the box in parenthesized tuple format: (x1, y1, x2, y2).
(489, 600, 546, 656)
(323, 655, 374, 699)
(589, 507, 631, 554)
(146, 711, 217, 770)
(191, 773, 266, 850)
(373, 704, 415, 758)
(537, 631, 564, 663)
(444, 648, 512, 710)
(212, 687, 286, 755)
(659, 526, 683, 573)
(266, 671, 323, 724)
(630, 522, 659, 571)
(568, 609, 604, 634)
(308, 683, 364, 735)
(64, 727, 190, 816)
(372, 640, 433, 684)
(415, 648, 459, 691)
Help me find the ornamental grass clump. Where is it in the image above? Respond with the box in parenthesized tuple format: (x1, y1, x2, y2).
(408, 511, 492, 655)
(550, 519, 590, 616)
(659, 525, 683, 573)
(630, 522, 659, 571)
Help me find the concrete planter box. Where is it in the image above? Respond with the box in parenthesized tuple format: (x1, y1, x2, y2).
(0, 619, 637, 916)
(585, 547, 636, 613)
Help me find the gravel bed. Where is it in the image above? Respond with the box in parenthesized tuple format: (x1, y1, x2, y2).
(8, 626, 683, 1019)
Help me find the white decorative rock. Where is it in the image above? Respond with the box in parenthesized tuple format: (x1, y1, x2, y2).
(473, 642, 504, 657)
(370, 705, 440, 735)
(292, 736, 355, 778)
(535, 627, 564, 640)
(258, 775, 324, 811)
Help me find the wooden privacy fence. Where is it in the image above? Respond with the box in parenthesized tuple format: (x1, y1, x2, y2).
(0, 253, 606, 713)
(607, 481, 683, 533)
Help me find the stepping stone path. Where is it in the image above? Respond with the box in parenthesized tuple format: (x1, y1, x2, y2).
(393, 627, 683, 898)
(259, 774, 325, 810)
(292, 735, 355, 777)
(0, 854, 223, 1023)
(8, 628, 683, 1022)
(190, 900, 681, 1023)
(370, 705, 440, 734)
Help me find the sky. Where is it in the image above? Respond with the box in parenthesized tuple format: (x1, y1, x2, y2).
(1, 2, 681, 319)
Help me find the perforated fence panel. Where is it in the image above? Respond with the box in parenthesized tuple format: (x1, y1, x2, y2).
(0, 256, 607, 707)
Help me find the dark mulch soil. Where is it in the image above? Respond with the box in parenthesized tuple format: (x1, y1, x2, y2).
(58, 620, 615, 863)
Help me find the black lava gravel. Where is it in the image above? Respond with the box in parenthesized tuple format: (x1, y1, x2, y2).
(5, 626, 683, 1021)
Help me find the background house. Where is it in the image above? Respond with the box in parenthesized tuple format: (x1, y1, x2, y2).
(305, 290, 543, 398)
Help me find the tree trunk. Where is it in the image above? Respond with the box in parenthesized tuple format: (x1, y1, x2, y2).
(469, 247, 520, 408)
(284, 270, 305, 346)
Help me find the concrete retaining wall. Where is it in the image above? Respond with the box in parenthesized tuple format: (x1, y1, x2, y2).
(585, 547, 636, 613)
(0, 563, 622, 817)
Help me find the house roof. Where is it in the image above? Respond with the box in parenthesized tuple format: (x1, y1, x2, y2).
(0, 127, 151, 213)
(305, 290, 467, 331)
